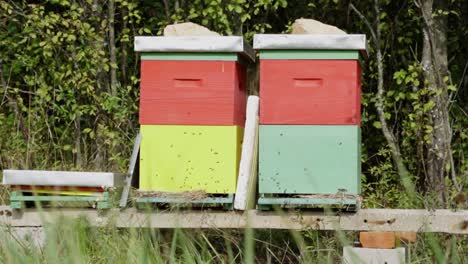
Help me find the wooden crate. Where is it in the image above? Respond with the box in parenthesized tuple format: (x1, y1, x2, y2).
(258, 125, 360, 199)
(259, 51, 361, 125)
(139, 125, 243, 194)
(139, 53, 247, 126)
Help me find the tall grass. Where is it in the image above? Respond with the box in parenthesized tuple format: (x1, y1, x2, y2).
(1, 213, 467, 264)
(0, 174, 466, 263)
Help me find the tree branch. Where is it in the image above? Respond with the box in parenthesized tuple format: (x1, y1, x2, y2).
(108, 0, 117, 96)
(350, 1, 413, 192)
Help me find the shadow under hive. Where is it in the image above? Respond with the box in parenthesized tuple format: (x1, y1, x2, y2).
(254, 34, 366, 210)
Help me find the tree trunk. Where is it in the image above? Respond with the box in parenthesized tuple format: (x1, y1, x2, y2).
(120, 6, 128, 90)
(419, 0, 453, 203)
(74, 112, 82, 168)
(108, 0, 117, 96)
(92, 0, 107, 169)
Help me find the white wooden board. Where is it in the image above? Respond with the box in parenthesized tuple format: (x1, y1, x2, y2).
(234, 96, 259, 210)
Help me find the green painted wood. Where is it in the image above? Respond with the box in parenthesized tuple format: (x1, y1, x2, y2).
(10, 191, 22, 209)
(141, 52, 239, 61)
(259, 50, 360, 60)
(11, 195, 103, 202)
(136, 194, 234, 205)
(259, 125, 361, 195)
(257, 197, 358, 205)
(97, 192, 110, 209)
(10, 201, 22, 209)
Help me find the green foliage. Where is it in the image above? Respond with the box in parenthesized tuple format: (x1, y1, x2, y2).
(0, 1, 140, 171)
(0, 0, 466, 208)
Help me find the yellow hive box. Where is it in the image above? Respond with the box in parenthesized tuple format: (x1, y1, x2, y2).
(140, 125, 243, 194)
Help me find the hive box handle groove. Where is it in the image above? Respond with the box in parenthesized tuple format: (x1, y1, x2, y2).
(174, 78, 203, 88)
(293, 78, 323, 89)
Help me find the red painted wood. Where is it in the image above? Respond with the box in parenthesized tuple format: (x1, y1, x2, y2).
(139, 60, 246, 126)
(11, 185, 105, 192)
(259, 60, 361, 125)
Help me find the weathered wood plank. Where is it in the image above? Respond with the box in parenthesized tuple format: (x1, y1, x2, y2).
(119, 133, 141, 208)
(0, 206, 466, 234)
(234, 96, 259, 210)
(2, 170, 124, 187)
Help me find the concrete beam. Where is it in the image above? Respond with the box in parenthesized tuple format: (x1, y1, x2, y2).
(0, 206, 466, 234)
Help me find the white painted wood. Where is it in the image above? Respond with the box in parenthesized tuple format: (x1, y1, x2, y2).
(134, 36, 255, 62)
(234, 96, 259, 210)
(343, 247, 406, 264)
(1, 206, 466, 234)
(2, 170, 124, 187)
(119, 133, 141, 207)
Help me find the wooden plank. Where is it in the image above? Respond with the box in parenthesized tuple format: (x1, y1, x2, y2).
(259, 50, 360, 60)
(234, 96, 259, 210)
(11, 186, 105, 192)
(257, 197, 358, 206)
(11, 196, 104, 202)
(2, 170, 124, 187)
(141, 52, 239, 61)
(119, 133, 141, 208)
(12, 186, 104, 196)
(359, 231, 396, 249)
(136, 194, 233, 205)
(0, 207, 466, 234)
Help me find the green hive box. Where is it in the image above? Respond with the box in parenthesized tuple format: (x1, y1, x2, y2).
(258, 125, 361, 195)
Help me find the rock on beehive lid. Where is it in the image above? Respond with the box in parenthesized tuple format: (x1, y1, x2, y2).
(163, 22, 220, 36)
(291, 18, 346, 35)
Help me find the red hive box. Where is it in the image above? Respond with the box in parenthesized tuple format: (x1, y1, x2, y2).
(259, 60, 361, 125)
(139, 60, 246, 126)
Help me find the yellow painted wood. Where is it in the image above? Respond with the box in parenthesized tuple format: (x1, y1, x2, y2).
(18, 190, 100, 196)
(140, 125, 243, 194)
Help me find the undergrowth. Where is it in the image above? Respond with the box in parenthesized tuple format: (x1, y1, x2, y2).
(0, 217, 466, 264)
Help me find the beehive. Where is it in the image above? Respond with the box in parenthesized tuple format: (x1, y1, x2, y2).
(134, 36, 254, 196)
(254, 34, 366, 207)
